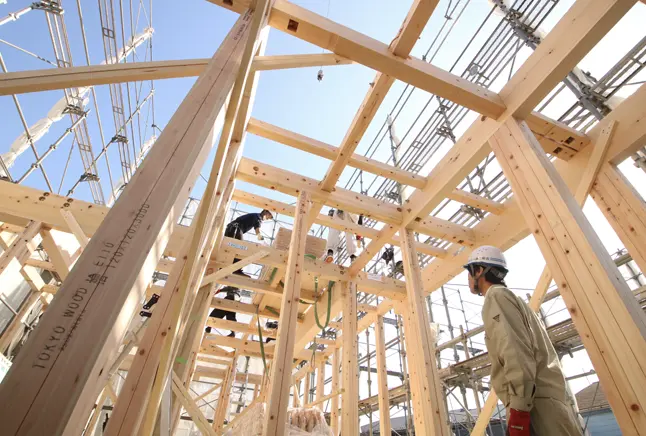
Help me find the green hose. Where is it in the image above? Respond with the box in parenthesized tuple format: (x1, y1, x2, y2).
(314, 277, 334, 330)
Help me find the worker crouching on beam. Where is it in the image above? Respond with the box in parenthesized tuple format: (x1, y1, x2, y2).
(224, 208, 274, 276)
(464, 246, 583, 436)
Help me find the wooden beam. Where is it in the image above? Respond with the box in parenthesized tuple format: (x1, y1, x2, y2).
(60, 209, 90, 248)
(400, 229, 449, 436)
(349, 0, 634, 276)
(0, 59, 210, 96)
(210, 296, 288, 321)
(490, 117, 646, 434)
(471, 124, 617, 430)
(316, 358, 325, 402)
(375, 315, 392, 436)
(213, 355, 239, 432)
(170, 284, 216, 433)
(210, 0, 503, 118)
(247, 117, 428, 189)
(171, 372, 217, 436)
(39, 228, 71, 280)
(591, 163, 646, 275)
(0, 8, 249, 433)
(341, 281, 359, 435)
(232, 189, 448, 258)
(207, 317, 277, 338)
(330, 348, 340, 435)
(252, 53, 352, 70)
(202, 251, 269, 286)
(263, 190, 311, 436)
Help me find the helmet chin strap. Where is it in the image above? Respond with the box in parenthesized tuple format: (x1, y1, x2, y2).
(472, 266, 491, 296)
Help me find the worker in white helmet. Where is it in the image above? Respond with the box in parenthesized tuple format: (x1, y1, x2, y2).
(464, 246, 583, 436)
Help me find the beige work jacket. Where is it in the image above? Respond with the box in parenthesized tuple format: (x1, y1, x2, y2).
(483, 285, 568, 412)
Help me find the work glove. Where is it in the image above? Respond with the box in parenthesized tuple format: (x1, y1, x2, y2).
(507, 409, 530, 436)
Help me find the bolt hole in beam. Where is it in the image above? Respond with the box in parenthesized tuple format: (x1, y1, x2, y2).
(288, 19, 299, 32)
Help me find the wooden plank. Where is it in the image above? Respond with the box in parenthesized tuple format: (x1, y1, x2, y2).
(0, 9, 249, 434)
(399, 229, 449, 436)
(112, 11, 269, 433)
(316, 358, 325, 401)
(303, 370, 311, 406)
(232, 189, 448, 258)
(347, 0, 633, 277)
(247, 118, 427, 189)
(60, 209, 90, 248)
(169, 284, 216, 433)
(39, 228, 71, 280)
(341, 281, 359, 436)
(252, 53, 352, 70)
(490, 117, 646, 434)
(263, 190, 311, 436)
(207, 317, 277, 338)
(375, 315, 392, 436)
(330, 348, 340, 435)
(213, 355, 239, 432)
(210, 0, 503, 119)
(470, 118, 614, 428)
(202, 251, 269, 286)
(0, 59, 210, 95)
(591, 163, 646, 275)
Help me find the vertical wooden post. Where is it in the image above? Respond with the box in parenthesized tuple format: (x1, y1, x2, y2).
(39, 228, 71, 280)
(0, 10, 253, 435)
(472, 123, 618, 433)
(330, 348, 340, 436)
(213, 355, 239, 432)
(490, 117, 646, 434)
(316, 358, 325, 402)
(263, 190, 311, 436)
(375, 315, 392, 436)
(341, 281, 359, 436)
(400, 228, 450, 436)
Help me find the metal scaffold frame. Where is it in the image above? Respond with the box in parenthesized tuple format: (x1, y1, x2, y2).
(0, 0, 645, 435)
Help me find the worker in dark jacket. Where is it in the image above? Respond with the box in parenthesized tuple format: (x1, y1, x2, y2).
(225, 209, 273, 276)
(205, 286, 241, 337)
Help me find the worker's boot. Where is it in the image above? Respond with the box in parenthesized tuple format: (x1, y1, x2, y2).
(350, 254, 357, 262)
(205, 326, 212, 334)
(227, 331, 235, 337)
(325, 249, 334, 263)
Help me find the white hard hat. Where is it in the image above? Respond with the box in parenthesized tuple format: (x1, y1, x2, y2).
(464, 245, 508, 271)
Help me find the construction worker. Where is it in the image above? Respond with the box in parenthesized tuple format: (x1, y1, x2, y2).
(463, 246, 582, 436)
(205, 286, 241, 337)
(324, 209, 363, 263)
(224, 209, 273, 276)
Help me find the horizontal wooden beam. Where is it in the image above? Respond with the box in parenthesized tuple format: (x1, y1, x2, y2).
(246, 118, 427, 189)
(252, 53, 352, 70)
(0, 59, 210, 96)
(209, 0, 505, 118)
(232, 189, 448, 258)
(219, 236, 408, 299)
(207, 317, 277, 338)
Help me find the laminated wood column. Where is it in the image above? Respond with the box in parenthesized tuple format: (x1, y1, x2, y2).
(0, 11, 253, 435)
(303, 370, 311, 405)
(375, 315, 392, 436)
(262, 190, 311, 436)
(400, 228, 450, 436)
(471, 121, 619, 434)
(591, 162, 646, 275)
(330, 348, 340, 435)
(341, 281, 359, 436)
(490, 117, 646, 434)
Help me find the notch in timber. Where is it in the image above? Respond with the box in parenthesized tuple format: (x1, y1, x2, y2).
(288, 19, 299, 32)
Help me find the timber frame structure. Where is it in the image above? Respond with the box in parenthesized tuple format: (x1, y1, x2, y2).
(0, 0, 646, 435)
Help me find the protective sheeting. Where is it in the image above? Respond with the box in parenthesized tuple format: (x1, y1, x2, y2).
(0, 27, 154, 178)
